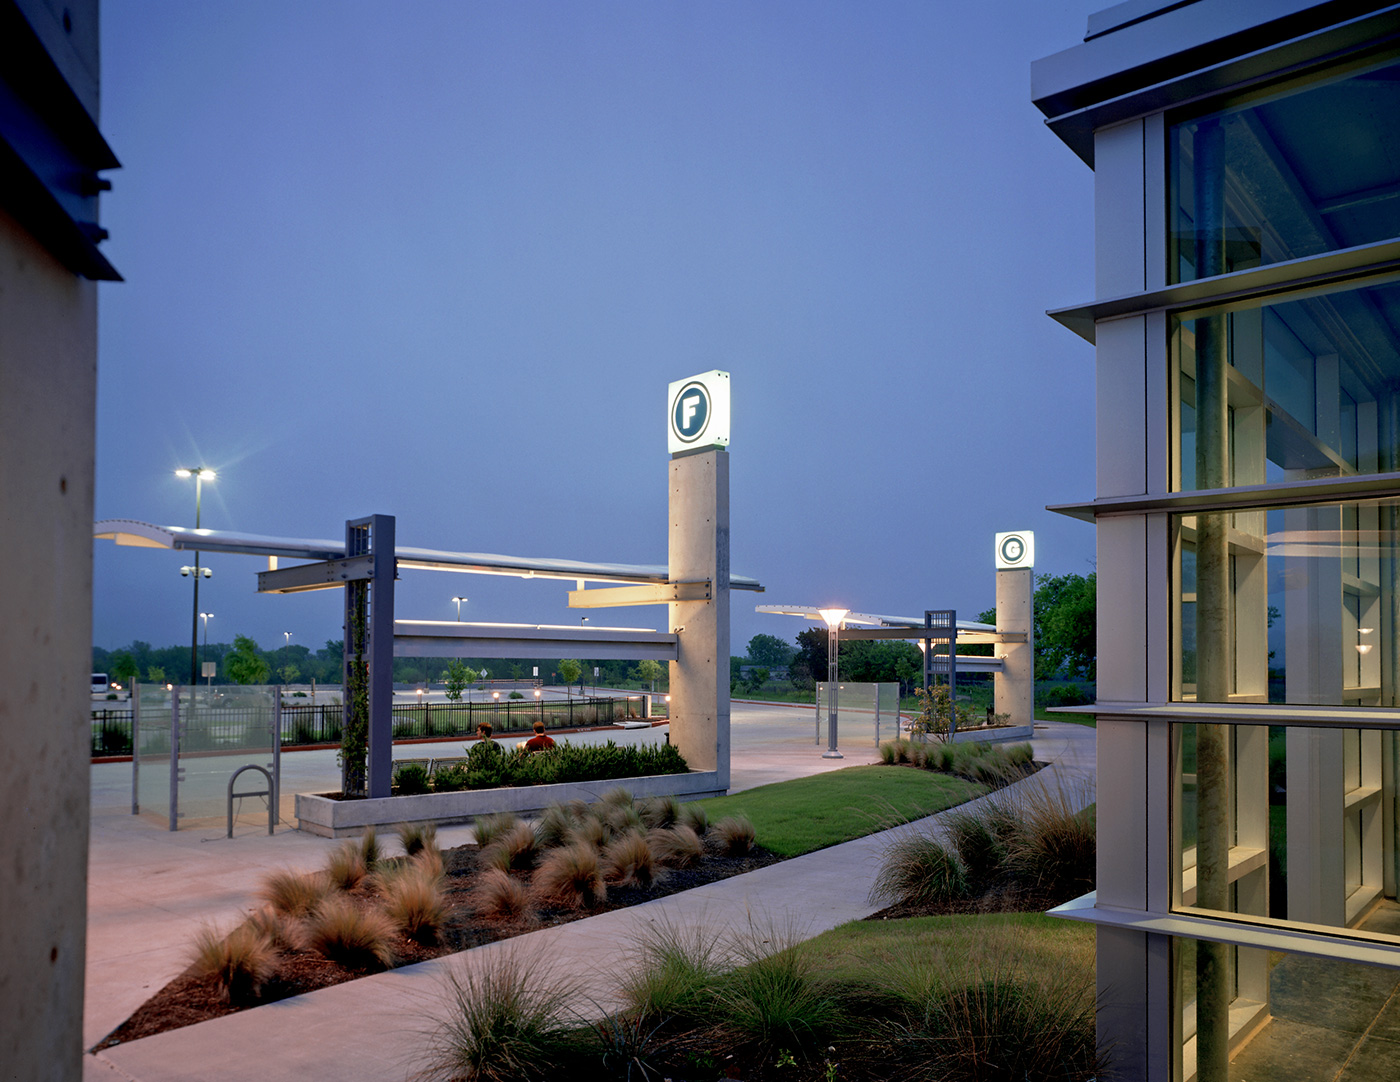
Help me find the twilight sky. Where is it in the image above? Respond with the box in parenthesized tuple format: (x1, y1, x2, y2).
(93, 0, 1099, 660)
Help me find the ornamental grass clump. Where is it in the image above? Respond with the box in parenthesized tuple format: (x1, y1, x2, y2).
(718, 924, 840, 1049)
(617, 918, 725, 1025)
(602, 830, 657, 889)
(257, 867, 331, 918)
(709, 815, 756, 857)
(638, 794, 680, 830)
(1002, 782, 1096, 899)
(396, 820, 438, 858)
(678, 801, 708, 836)
(648, 824, 704, 869)
(472, 868, 535, 924)
(535, 803, 575, 849)
(869, 834, 968, 908)
(303, 895, 397, 970)
(414, 947, 581, 1082)
(533, 842, 607, 909)
(480, 821, 538, 873)
(943, 806, 1007, 892)
(326, 840, 370, 892)
(472, 811, 521, 850)
(382, 867, 449, 945)
(188, 922, 278, 1005)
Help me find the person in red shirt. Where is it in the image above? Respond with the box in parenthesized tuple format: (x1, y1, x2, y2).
(525, 721, 555, 751)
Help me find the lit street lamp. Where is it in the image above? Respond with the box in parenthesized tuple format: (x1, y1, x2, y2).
(818, 608, 848, 759)
(452, 596, 468, 621)
(176, 467, 216, 686)
(200, 612, 213, 685)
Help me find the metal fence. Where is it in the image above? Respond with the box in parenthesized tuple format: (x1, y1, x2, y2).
(93, 693, 652, 758)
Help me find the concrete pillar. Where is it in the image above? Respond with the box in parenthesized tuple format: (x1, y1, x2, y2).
(995, 567, 1033, 727)
(0, 204, 97, 1079)
(668, 449, 731, 789)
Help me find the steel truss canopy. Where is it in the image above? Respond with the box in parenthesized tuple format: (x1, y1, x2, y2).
(755, 604, 1016, 644)
(93, 520, 764, 590)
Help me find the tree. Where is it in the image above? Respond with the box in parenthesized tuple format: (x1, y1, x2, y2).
(225, 634, 270, 685)
(110, 651, 138, 685)
(743, 666, 770, 694)
(278, 663, 300, 685)
(443, 658, 471, 701)
(558, 659, 582, 697)
(635, 658, 664, 691)
(145, 665, 166, 685)
(746, 633, 796, 669)
(1034, 572, 1097, 681)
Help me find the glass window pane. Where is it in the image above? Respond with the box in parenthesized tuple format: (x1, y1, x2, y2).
(1173, 721, 1398, 940)
(1170, 55, 1400, 284)
(1171, 499, 1392, 706)
(1171, 279, 1400, 492)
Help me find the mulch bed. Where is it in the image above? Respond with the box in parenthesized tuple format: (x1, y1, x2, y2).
(93, 841, 784, 1051)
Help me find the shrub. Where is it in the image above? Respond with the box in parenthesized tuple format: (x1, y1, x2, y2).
(188, 923, 278, 1004)
(242, 907, 299, 951)
(568, 815, 610, 852)
(1042, 683, 1094, 709)
(257, 868, 330, 918)
(432, 763, 469, 793)
(395, 763, 430, 795)
(382, 868, 448, 944)
(869, 834, 968, 908)
(710, 815, 756, 856)
(326, 841, 369, 891)
(396, 820, 439, 858)
(601, 800, 645, 836)
(472, 812, 520, 850)
(603, 831, 656, 888)
(303, 895, 396, 970)
(508, 690, 524, 699)
(415, 947, 581, 1082)
(473, 868, 534, 923)
(532, 842, 607, 909)
(648, 824, 704, 868)
(678, 801, 708, 836)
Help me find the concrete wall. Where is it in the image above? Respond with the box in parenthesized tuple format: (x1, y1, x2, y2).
(0, 199, 98, 1078)
(667, 450, 731, 789)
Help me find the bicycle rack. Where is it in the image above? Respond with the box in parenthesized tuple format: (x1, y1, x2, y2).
(227, 764, 275, 838)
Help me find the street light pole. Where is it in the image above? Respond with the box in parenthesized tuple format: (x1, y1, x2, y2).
(176, 468, 216, 686)
(200, 612, 213, 684)
(818, 608, 848, 759)
(452, 596, 468, 621)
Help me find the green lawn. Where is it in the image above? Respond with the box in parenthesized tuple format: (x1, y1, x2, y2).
(692, 765, 984, 857)
(811, 910, 1095, 985)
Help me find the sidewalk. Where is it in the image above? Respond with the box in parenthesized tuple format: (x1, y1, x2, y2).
(84, 713, 1094, 1081)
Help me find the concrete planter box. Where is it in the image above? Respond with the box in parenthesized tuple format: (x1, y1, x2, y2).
(948, 723, 1035, 744)
(295, 770, 725, 838)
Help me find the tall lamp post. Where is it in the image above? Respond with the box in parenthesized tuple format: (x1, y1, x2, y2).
(176, 467, 216, 687)
(818, 608, 848, 759)
(200, 612, 213, 684)
(452, 596, 468, 621)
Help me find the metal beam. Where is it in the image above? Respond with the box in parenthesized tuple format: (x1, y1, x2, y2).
(838, 626, 1027, 644)
(256, 554, 378, 594)
(393, 620, 679, 662)
(568, 581, 711, 608)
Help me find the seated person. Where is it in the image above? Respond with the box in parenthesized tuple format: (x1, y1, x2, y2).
(524, 721, 555, 751)
(476, 721, 493, 740)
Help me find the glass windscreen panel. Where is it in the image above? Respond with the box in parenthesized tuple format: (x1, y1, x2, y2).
(1172, 279, 1400, 492)
(1174, 721, 1400, 941)
(1170, 54, 1400, 283)
(1171, 499, 1399, 706)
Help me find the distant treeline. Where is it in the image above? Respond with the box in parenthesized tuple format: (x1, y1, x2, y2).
(92, 638, 662, 689)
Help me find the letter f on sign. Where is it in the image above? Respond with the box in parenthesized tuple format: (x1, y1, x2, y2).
(683, 392, 701, 429)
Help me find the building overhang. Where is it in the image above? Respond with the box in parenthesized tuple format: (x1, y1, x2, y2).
(392, 620, 679, 662)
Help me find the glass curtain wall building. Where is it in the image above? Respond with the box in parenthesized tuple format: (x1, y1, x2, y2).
(1034, 3, 1400, 1079)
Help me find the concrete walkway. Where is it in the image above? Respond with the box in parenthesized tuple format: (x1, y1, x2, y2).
(83, 711, 1095, 1081)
